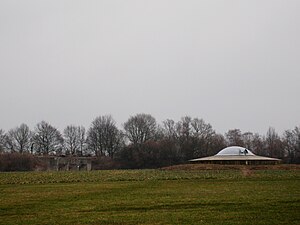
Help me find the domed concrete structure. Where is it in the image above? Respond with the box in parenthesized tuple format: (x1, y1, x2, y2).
(189, 146, 281, 165)
(216, 146, 255, 156)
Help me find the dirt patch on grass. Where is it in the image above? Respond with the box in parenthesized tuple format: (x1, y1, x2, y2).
(240, 167, 253, 177)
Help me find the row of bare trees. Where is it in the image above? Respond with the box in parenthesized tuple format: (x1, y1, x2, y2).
(1, 114, 300, 167)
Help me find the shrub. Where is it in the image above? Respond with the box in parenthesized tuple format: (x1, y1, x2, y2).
(0, 153, 37, 171)
(91, 156, 121, 170)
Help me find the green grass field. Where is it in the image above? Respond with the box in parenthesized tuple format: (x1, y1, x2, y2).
(0, 167, 299, 225)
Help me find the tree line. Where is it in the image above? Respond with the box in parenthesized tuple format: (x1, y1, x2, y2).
(0, 114, 299, 169)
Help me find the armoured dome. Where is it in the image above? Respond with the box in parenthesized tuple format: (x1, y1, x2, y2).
(216, 146, 255, 156)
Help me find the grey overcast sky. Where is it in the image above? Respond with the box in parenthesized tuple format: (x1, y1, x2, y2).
(0, 0, 299, 134)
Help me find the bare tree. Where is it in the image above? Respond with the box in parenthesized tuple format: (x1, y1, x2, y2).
(166, 116, 217, 159)
(242, 132, 254, 150)
(283, 126, 300, 163)
(292, 126, 300, 162)
(32, 121, 63, 155)
(190, 118, 215, 156)
(250, 133, 265, 156)
(177, 116, 192, 140)
(63, 125, 87, 156)
(265, 127, 284, 158)
(87, 115, 123, 158)
(4, 134, 14, 152)
(209, 133, 227, 155)
(63, 125, 79, 155)
(0, 129, 6, 152)
(78, 126, 87, 156)
(162, 119, 179, 140)
(123, 113, 158, 145)
(6, 124, 32, 153)
(191, 118, 214, 140)
(225, 129, 244, 146)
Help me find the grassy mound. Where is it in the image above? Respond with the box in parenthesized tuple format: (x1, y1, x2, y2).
(162, 163, 300, 171)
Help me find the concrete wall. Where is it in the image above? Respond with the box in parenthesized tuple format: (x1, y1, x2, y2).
(36, 156, 94, 171)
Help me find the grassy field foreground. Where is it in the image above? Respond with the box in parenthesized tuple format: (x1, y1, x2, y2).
(0, 167, 299, 225)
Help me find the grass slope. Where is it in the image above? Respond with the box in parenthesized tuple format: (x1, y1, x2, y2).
(0, 168, 299, 225)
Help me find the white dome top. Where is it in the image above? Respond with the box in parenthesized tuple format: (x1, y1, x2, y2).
(216, 146, 255, 156)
